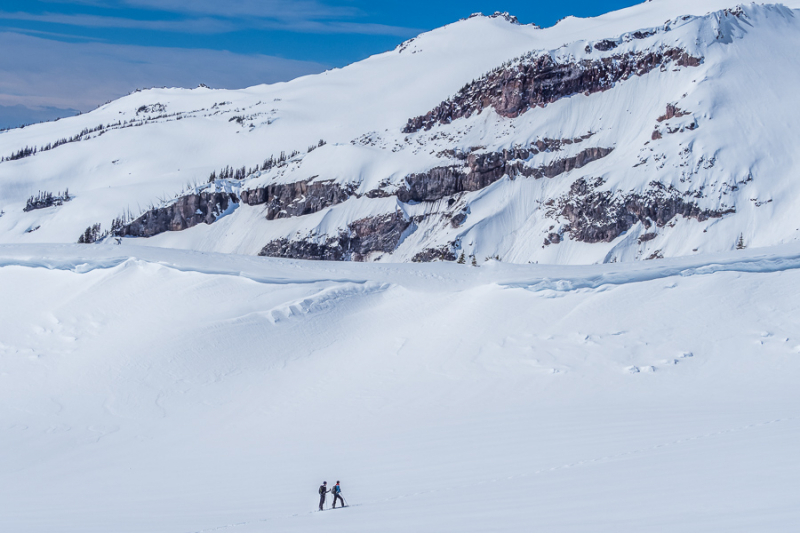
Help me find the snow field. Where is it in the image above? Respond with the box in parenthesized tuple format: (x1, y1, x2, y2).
(0, 244, 799, 531)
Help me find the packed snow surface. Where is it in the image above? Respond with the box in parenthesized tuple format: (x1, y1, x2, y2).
(1, 243, 799, 532)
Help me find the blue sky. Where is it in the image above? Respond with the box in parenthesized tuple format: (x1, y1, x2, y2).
(0, 0, 641, 128)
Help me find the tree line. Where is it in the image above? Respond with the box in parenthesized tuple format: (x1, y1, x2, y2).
(24, 189, 72, 212)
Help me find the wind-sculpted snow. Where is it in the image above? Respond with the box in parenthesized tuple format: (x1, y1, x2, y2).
(264, 282, 391, 324)
(1, 242, 800, 532)
(4, 242, 800, 292)
(500, 251, 800, 292)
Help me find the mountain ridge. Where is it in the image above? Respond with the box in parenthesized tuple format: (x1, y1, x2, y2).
(1, 1, 799, 265)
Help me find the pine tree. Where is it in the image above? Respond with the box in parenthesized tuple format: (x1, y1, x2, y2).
(457, 251, 466, 264)
(736, 233, 746, 250)
(78, 223, 102, 244)
(471, 255, 478, 266)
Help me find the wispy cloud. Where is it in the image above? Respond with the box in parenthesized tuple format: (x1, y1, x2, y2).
(0, 11, 235, 33)
(42, 0, 358, 19)
(126, 0, 359, 20)
(0, 103, 79, 130)
(256, 19, 421, 37)
(0, 31, 327, 110)
(0, 8, 418, 36)
(22, 0, 420, 36)
(6, 27, 107, 41)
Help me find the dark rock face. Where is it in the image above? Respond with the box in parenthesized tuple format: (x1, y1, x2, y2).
(121, 141, 613, 259)
(451, 212, 467, 227)
(259, 211, 410, 262)
(593, 40, 619, 51)
(118, 191, 237, 238)
(411, 245, 457, 263)
(240, 179, 354, 220)
(403, 47, 702, 132)
(347, 212, 411, 260)
(396, 146, 613, 202)
(555, 178, 734, 243)
(632, 30, 656, 40)
(259, 238, 344, 261)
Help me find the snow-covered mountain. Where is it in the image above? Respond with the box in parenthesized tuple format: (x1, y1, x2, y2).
(2, 0, 800, 265)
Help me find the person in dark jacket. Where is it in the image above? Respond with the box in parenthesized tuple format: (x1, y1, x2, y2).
(331, 481, 344, 508)
(318, 481, 328, 511)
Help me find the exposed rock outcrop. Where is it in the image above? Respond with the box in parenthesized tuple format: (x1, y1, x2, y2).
(117, 191, 237, 238)
(593, 40, 619, 52)
(554, 178, 734, 243)
(240, 179, 355, 220)
(259, 211, 410, 262)
(543, 232, 561, 246)
(657, 103, 689, 122)
(411, 245, 458, 263)
(119, 130, 612, 251)
(403, 47, 702, 132)
(466, 12, 523, 25)
(396, 146, 613, 202)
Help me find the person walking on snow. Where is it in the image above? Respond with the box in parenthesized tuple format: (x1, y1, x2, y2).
(318, 481, 329, 511)
(331, 481, 344, 508)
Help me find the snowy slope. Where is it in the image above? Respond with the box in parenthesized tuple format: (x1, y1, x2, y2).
(4, 4, 800, 530)
(2, 1, 800, 266)
(1, 242, 799, 532)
